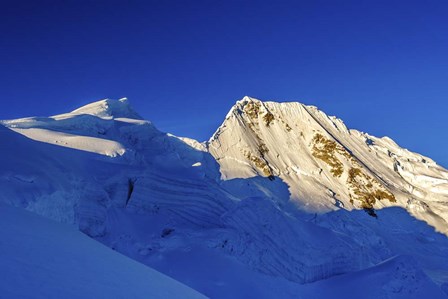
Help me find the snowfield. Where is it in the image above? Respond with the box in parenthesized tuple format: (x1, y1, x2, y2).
(0, 204, 206, 299)
(1, 96, 448, 298)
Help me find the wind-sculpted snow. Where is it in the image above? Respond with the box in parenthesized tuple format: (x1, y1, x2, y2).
(124, 174, 231, 227)
(221, 197, 362, 283)
(2, 97, 448, 298)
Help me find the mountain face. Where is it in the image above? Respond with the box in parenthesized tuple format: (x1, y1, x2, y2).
(1, 97, 448, 299)
(209, 97, 448, 232)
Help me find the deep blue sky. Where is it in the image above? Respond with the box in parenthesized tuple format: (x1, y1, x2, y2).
(1, 0, 447, 166)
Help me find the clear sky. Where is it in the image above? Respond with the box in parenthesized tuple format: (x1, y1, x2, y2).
(1, 0, 447, 167)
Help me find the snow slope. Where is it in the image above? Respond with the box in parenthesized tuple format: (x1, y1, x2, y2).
(1, 97, 448, 298)
(300, 255, 447, 299)
(0, 204, 205, 299)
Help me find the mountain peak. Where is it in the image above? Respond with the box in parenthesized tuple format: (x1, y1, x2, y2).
(237, 95, 260, 103)
(70, 98, 143, 120)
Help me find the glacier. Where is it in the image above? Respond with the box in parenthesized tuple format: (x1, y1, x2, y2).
(1, 96, 447, 298)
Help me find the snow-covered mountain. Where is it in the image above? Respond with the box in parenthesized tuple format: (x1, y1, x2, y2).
(1, 96, 448, 298)
(209, 97, 448, 232)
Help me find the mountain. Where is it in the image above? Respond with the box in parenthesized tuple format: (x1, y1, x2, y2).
(209, 97, 448, 232)
(1, 96, 447, 298)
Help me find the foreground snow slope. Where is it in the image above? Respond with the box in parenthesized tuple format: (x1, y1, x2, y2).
(1, 97, 448, 298)
(0, 204, 206, 299)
